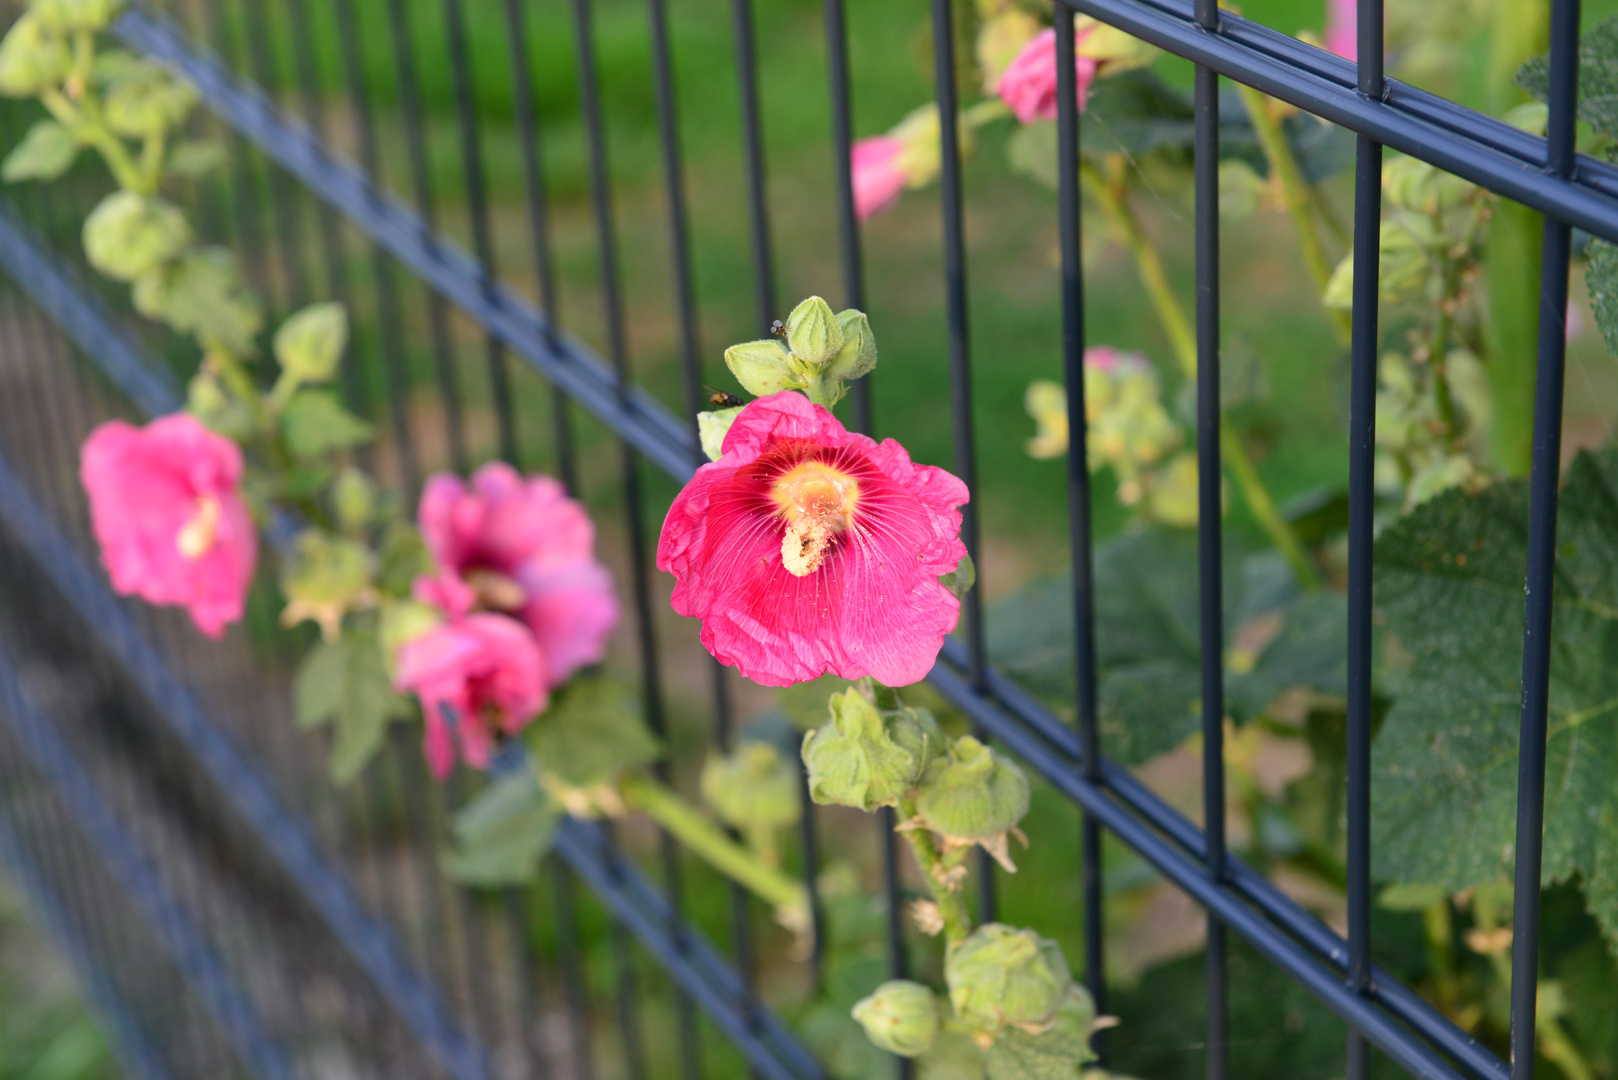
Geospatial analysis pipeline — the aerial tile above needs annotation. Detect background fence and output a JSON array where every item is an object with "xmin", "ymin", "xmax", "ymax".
[{"xmin": 0, "ymin": 0, "xmax": 1612, "ymax": 1079}]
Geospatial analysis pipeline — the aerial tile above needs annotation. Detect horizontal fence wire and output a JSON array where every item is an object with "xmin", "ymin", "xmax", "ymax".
[
  {"xmin": 0, "ymin": 0, "xmax": 1606, "ymax": 1077},
  {"xmin": 0, "ymin": 187, "xmax": 827, "ymax": 1080},
  {"xmin": 93, "ymin": 1, "xmax": 1604, "ymax": 1076}
]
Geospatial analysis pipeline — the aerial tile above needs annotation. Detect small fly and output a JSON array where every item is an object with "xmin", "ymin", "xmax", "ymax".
[{"xmin": 706, "ymin": 387, "xmax": 743, "ymax": 409}]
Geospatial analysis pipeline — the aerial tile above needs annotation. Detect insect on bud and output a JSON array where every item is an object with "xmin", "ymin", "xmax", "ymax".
[
  {"xmin": 852, "ymin": 980, "xmax": 940, "ymax": 1058},
  {"xmin": 801, "ymin": 688, "xmax": 942, "ymax": 811},
  {"xmin": 946, "ymin": 923, "xmax": 1072, "ymax": 1034}
]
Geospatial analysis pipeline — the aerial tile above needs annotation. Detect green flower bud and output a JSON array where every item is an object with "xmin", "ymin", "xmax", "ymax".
[
  {"xmin": 724, "ymin": 339, "xmax": 804, "ymax": 398},
  {"xmin": 104, "ymin": 61, "xmax": 197, "ymax": 138},
  {"xmin": 83, "ymin": 192, "xmax": 190, "ymax": 282},
  {"xmin": 801, "ymin": 688, "xmax": 942, "ymax": 811},
  {"xmin": 275, "ymin": 302, "xmax": 349, "ymax": 384},
  {"xmin": 824, "ymin": 308, "xmax": 877, "ymax": 382},
  {"xmin": 915, "ymin": 736, "xmax": 1030, "ymax": 850},
  {"xmin": 698, "ymin": 405, "xmax": 743, "ymax": 462},
  {"xmin": 785, "ymin": 295, "xmax": 843, "ymax": 369},
  {"xmin": 30, "ymin": 0, "xmax": 125, "ymax": 33},
  {"xmin": 851, "ymin": 980, "xmax": 939, "ymax": 1058},
  {"xmin": 700, "ymin": 742, "xmax": 801, "ymax": 832},
  {"xmin": 280, "ymin": 529, "xmax": 376, "ymax": 642},
  {"xmin": 332, "ymin": 466, "xmax": 377, "ymax": 531},
  {"xmin": 0, "ymin": 15, "xmax": 70, "ymax": 98},
  {"xmin": 945, "ymin": 923, "xmax": 1072, "ymax": 1033}
]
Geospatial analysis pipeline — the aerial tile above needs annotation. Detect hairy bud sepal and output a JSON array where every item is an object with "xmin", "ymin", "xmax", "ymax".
[
  {"xmin": 801, "ymin": 688, "xmax": 942, "ymax": 811},
  {"xmin": 945, "ymin": 923, "xmax": 1072, "ymax": 1034},
  {"xmin": 785, "ymin": 295, "xmax": 843, "ymax": 369},
  {"xmin": 724, "ymin": 339, "xmax": 804, "ymax": 397},
  {"xmin": 912, "ymin": 736, "xmax": 1030, "ymax": 872}
]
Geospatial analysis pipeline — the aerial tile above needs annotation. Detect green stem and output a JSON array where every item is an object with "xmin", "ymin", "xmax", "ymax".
[
  {"xmin": 1539, "ymin": 1014, "xmax": 1596, "ymax": 1080},
  {"xmin": 141, "ymin": 129, "xmax": 166, "ymax": 193},
  {"xmin": 897, "ymin": 796, "xmax": 972, "ymax": 944},
  {"xmin": 1236, "ymin": 85, "xmax": 1351, "ymax": 346},
  {"xmin": 619, "ymin": 773, "xmax": 809, "ymax": 924},
  {"xmin": 39, "ymin": 88, "xmax": 150, "ymax": 194},
  {"xmin": 1427, "ymin": 262, "xmax": 1463, "ymax": 451},
  {"xmin": 1421, "ymin": 898, "xmax": 1458, "ymax": 1008},
  {"xmin": 1080, "ymin": 160, "xmax": 1321, "ymax": 589}
]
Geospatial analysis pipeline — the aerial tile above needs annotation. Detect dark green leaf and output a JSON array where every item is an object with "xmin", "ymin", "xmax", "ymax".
[
  {"xmin": 1587, "ymin": 237, "xmax": 1618, "ymax": 359},
  {"xmin": 987, "ymin": 530, "xmax": 1346, "ymax": 765},
  {"xmin": 525, "ymin": 676, "xmax": 660, "ymax": 789},
  {"xmin": 443, "ymin": 767, "xmax": 560, "ymax": 886},
  {"xmin": 2, "ymin": 119, "xmax": 75, "ymax": 182},
  {"xmin": 280, "ymin": 389, "xmax": 374, "ymax": 459},
  {"xmin": 1519, "ymin": 16, "xmax": 1618, "ymax": 139},
  {"xmin": 1371, "ymin": 450, "xmax": 1618, "ymax": 947}
]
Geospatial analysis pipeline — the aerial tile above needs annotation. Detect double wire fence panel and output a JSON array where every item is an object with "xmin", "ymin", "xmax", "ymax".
[{"xmin": 0, "ymin": 0, "xmax": 1610, "ymax": 1079}]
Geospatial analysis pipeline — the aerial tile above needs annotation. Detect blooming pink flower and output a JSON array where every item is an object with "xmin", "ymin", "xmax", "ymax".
[
  {"xmin": 852, "ymin": 136, "xmax": 908, "ymax": 222},
  {"xmin": 657, "ymin": 391, "xmax": 969, "ymax": 688},
  {"xmin": 393, "ymin": 613, "xmax": 549, "ymax": 779},
  {"xmin": 1323, "ymin": 0, "xmax": 1357, "ymax": 61},
  {"xmin": 80, "ymin": 414, "xmax": 257, "ymax": 639},
  {"xmin": 998, "ymin": 26, "xmax": 1101, "ymax": 125},
  {"xmin": 415, "ymin": 463, "xmax": 616, "ymax": 688}
]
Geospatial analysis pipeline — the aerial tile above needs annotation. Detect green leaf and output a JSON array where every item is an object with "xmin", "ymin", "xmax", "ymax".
[
  {"xmin": 987, "ymin": 530, "xmax": 1347, "ymax": 765},
  {"xmin": 443, "ymin": 767, "xmax": 560, "ymax": 886},
  {"xmin": 291, "ymin": 631, "xmax": 410, "ymax": 784},
  {"xmin": 983, "ymin": 1028, "xmax": 1092, "ymax": 1080},
  {"xmin": 1, "ymin": 119, "xmax": 75, "ymax": 182},
  {"xmin": 1586, "ymin": 237, "xmax": 1618, "ymax": 360},
  {"xmin": 131, "ymin": 247, "xmax": 262, "ymax": 356},
  {"xmin": 280, "ymin": 389, "xmax": 374, "ymax": 459},
  {"xmin": 274, "ymin": 302, "xmax": 348, "ymax": 383},
  {"xmin": 1371, "ymin": 449, "xmax": 1618, "ymax": 947},
  {"xmin": 525, "ymin": 676, "xmax": 660, "ymax": 789},
  {"xmin": 167, "ymin": 139, "xmax": 226, "ymax": 178},
  {"xmin": 1519, "ymin": 15, "xmax": 1618, "ymax": 139}
]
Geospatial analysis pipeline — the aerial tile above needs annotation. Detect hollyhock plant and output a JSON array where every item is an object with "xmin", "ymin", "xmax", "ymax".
[
  {"xmin": 414, "ymin": 463, "xmax": 616, "ymax": 689},
  {"xmin": 657, "ymin": 391, "xmax": 969, "ymax": 688},
  {"xmin": 80, "ymin": 413, "xmax": 257, "ymax": 639},
  {"xmin": 852, "ymin": 136, "xmax": 908, "ymax": 222},
  {"xmin": 997, "ymin": 26, "xmax": 1100, "ymax": 125},
  {"xmin": 393, "ymin": 612, "xmax": 548, "ymax": 779}
]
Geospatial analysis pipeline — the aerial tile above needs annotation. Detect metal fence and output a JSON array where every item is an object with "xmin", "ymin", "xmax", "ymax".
[{"xmin": 0, "ymin": 1, "xmax": 1608, "ymax": 1080}]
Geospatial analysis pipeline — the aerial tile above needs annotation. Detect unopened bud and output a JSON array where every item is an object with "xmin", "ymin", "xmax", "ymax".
[
  {"xmin": 280, "ymin": 529, "xmax": 376, "ymax": 642},
  {"xmin": 851, "ymin": 981, "xmax": 939, "ymax": 1058},
  {"xmin": 946, "ymin": 923, "xmax": 1072, "ymax": 1033},
  {"xmin": 916, "ymin": 736, "xmax": 1029, "ymax": 841},
  {"xmin": 0, "ymin": 15, "xmax": 70, "ymax": 97},
  {"xmin": 701, "ymin": 742, "xmax": 801, "ymax": 832},
  {"xmin": 801, "ymin": 688, "xmax": 942, "ymax": 811},
  {"xmin": 785, "ymin": 295, "xmax": 843, "ymax": 369},
  {"xmin": 825, "ymin": 308, "xmax": 877, "ymax": 382},
  {"xmin": 30, "ymin": 0, "xmax": 125, "ymax": 33},
  {"xmin": 104, "ymin": 62, "xmax": 197, "ymax": 138},
  {"xmin": 82, "ymin": 192, "xmax": 191, "ymax": 282},
  {"xmin": 697, "ymin": 405, "xmax": 743, "ymax": 462},
  {"xmin": 724, "ymin": 339, "xmax": 804, "ymax": 397},
  {"xmin": 275, "ymin": 302, "xmax": 349, "ymax": 384},
  {"xmin": 332, "ymin": 466, "xmax": 376, "ymax": 531}
]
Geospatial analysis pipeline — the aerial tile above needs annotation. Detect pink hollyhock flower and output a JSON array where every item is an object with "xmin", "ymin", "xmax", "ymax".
[
  {"xmin": 657, "ymin": 391, "xmax": 969, "ymax": 688},
  {"xmin": 998, "ymin": 26, "xmax": 1101, "ymax": 125},
  {"xmin": 80, "ymin": 413, "xmax": 257, "ymax": 639},
  {"xmin": 1323, "ymin": 0, "xmax": 1357, "ymax": 61},
  {"xmin": 393, "ymin": 613, "xmax": 549, "ymax": 779},
  {"xmin": 415, "ymin": 463, "xmax": 616, "ymax": 688},
  {"xmin": 852, "ymin": 136, "xmax": 908, "ymax": 222}
]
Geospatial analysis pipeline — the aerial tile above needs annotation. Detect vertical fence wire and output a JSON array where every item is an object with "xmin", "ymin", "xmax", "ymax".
[
  {"xmin": 1052, "ymin": 4, "xmax": 1108, "ymax": 1054},
  {"xmin": 548, "ymin": 859, "xmax": 597, "ymax": 1080},
  {"xmin": 383, "ymin": 0, "xmax": 468, "ymax": 474},
  {"xmin": 1191, "ymin": 2, "xmax": 1228, "ymax": 1077},
  {"xmin": 1345, "ymin": 1, "xmax": 1385, "ymax": 1077},
  {"xmin": 927, "ymin": 0, "xmax": 994, "ymax": 925},
  {"xmin": 1508, "ymin": 2, "xmax": 1581, "ymax": 1077}
]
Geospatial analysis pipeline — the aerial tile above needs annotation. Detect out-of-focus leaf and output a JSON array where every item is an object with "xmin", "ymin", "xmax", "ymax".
[
  {"xmin": 443, "ymin": 767, "xmax": 560, "ymax": 886},
  {"xmin": 281, "ymin": 389, "xmax": 373, "ymax": 459},
  {"xmin": 1586, "ymin": 237, "xmax": 1618, "ymax": 359},
  {"xmin": 525, "ymin": 676, "xmax": 660, "ymax": 789},
  {"xmin": 1371, "ymin": 449, "xmax": 1618, "ymax": 948},
  {"xmin": 1, "ymin": 119, "xmax": 75, "ymax": 181},
  {"xmin": 1519, "ymin": 15, "xmax": 1618, "ymax": 138},
  {"xmin": 167, "ymin": 139, "xmax": 227, "ymax": 178},
  {"xmin": 132, "ymin": 247, "xmax": 262, "ymax": 355},
  {"xmin": 293, "ymin": 630, "xmax": 410, "ymax": 784}
]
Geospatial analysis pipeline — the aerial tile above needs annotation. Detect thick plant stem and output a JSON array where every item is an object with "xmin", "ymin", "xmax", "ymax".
[
  {"xmin": 1080, "ymin": 160, "xmax": 1321, "ymax": 588},
  {"xmin": 619, "ymin": 772, "xmax": 809, "ymax": 926},
  {"xmin": 897, "ymin": 796, "xmax": 972, "ymax": 944},
  {"xmin": 1235, "ymin": 85, "xmax": 1351, "ymax": 345},
  {"xmin": 38, "ymin": 88, "xmax": 149, "ymax": 195}
]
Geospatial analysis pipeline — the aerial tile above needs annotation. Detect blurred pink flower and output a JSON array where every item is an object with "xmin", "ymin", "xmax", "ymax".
[
  {"xmin": 393, "ymin": 613, "xmax": 548, "ymax": 779},
  {"xmin": 852, "ymin": 136, "xmax": 908, "ymax": 222},
  {"xmin": 80, "ymin": 414, "xmax": 257, "ymax": 639},
  {"xmin": 1324, "ymin": 0, "xmax": 1357, "ymax": 61},
  {"xmin": 415, "ymin": 463, "xmax": 616, "ymax": 688},
  {"xmin": 657, "ymin": 391, "xmax": 969, "ymax": 688},
  {"xmin": 997, "ymin": 26, "xmax": 1101, "ymax": 125}
]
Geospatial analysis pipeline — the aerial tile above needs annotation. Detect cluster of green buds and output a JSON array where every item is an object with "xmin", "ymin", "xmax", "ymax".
[
  {"xmin": 700, "ymin": 740, "xmax": 801, "ymax": 865},
  {"xmin": 1374, "ymin": 349, "xmax": 1490, "ymax": 510},
  {"xmin": 801, "ymin": 686, "xmax": 942, "ymax": 811},
  {"xmin": 720, "ymin": 296, "xmax": 877, "ymax": 419},
  {"xmin": 1024, "ymin": 347, "xmax": 1202, "ymax": 527}
]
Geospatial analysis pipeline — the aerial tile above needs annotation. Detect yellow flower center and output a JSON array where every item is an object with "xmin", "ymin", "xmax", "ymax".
[
  {"xmin": 770, "ymin": 459, "xmax": 860, "ymax": 577},
  {"xmin": 176, "ymin": 495, "xmax": 222, "ymax": 560}
]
